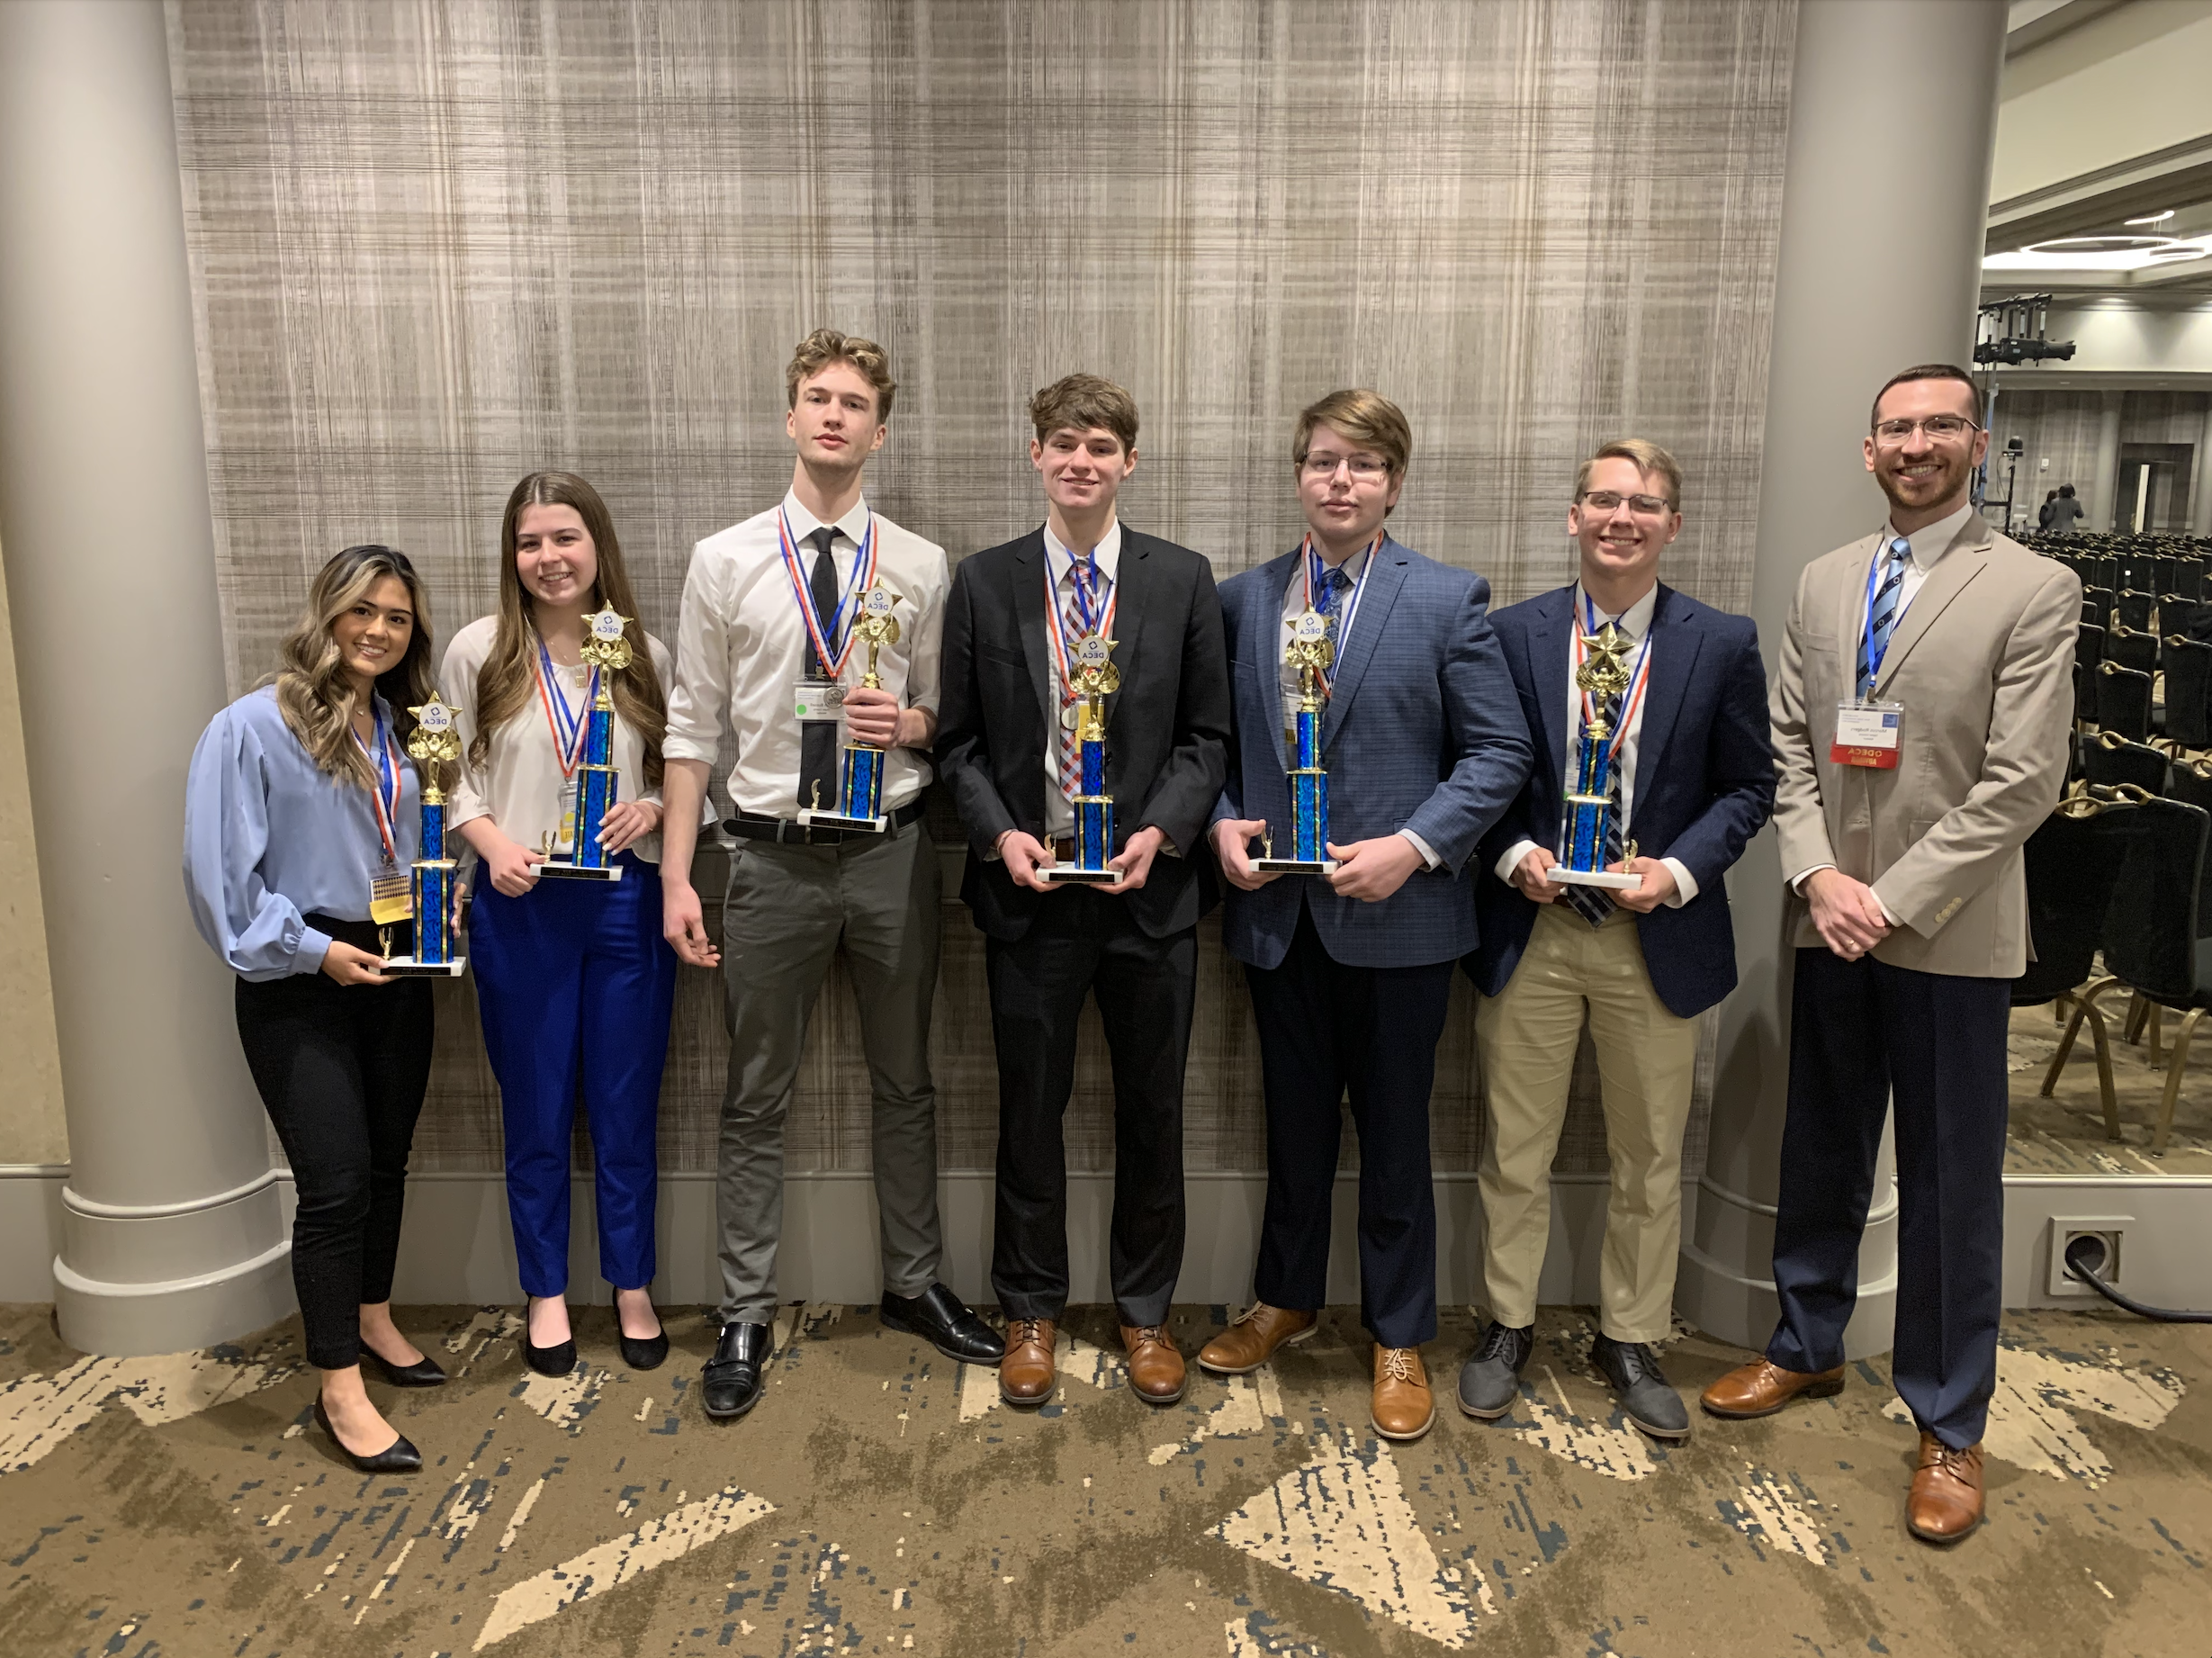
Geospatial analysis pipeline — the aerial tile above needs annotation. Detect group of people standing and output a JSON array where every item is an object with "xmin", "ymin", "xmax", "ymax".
[{"xmin": 184, "ymin": 332, "xmax": 2076, "ymax": 1547}]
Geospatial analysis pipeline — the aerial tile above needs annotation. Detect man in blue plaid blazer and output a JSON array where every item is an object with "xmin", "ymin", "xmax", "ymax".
[{"xmin": 1196, "ymin": 389, "xmax": 1532, "ymax": 1442}]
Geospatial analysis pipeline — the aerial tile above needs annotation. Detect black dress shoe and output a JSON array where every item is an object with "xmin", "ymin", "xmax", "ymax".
[
  {"xmin": 523, "ymin": 1297, "xmax": 577, "ymax": 1378},
  {"xmin": 620, "ymin": 1328, "xmax": 670, "ymax": 1371},
  {"xmin": 878, "ymin": 1284, "xmax": 1006, "ymax": 1365},
  {"xmin": 314, "ymin": 1397, "xmax": 423, "ymax": 1474},
  {"xmin": 364, "ymin": 1347, "xmax": 447, "ymax": 1388},
  {"xmin": 701, "ymin": 1321, "xmax": 772, "ymax": 1419}
]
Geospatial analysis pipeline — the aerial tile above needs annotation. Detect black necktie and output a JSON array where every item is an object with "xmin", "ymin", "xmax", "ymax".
[{"xmin": 798, "ymin": 526, "xmax": 841, "ymax": 809}]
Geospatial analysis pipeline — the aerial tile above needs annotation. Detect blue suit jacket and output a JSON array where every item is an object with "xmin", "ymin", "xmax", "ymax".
[
  {"xmin": 1212, "ymin": 538, "xmax": 1533, "ymax": 970},
  {"xmin": 1465, "ymin": 582, "xmax": 1775, "ymax": 1019}
]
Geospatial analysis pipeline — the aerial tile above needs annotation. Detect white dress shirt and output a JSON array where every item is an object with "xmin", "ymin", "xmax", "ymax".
[
  {"xmin": 1278, "ymin": 543, "xmax": 1442, "ymax": 868},
  {"xmin": 1494, "ymin": 581, "xmax": 1696, "ymax": 906},
  {"xmin": 663, "ymin": 490, "xmax": 948, "ymax": 817},
  {"xmin": 442, "ymin": 616, "xmax": 677, "ymax": 864},
  {"xmin": 1786, "ymin": 498, "xmax": 1977, "ymax": 907},
  {"xmin": 1041, "ymin": 518, "xmax": 1123, "ymax": 841}
]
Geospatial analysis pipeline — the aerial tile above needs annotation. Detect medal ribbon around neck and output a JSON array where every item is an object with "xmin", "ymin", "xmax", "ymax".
[
  {"xmin": 354, "ymin": 699, "xmax": 402, "ymax": 864},
  {"xmin": 1573, "ymin": 588, "xmax": 1655, "ymax": 762},
  {"xmin": 779, "ymin": 508, "xmax": 879, "ymax": 680},
  {"xmin": 1299, "ymin": 530, "xmax": 1382, "ymax": 690},
  {"xmin": 534, "ymin": 633, "xmax": 599, "ymax": 781},
  {"xmin": 1042, "ymin": 546, "xmax": 1119, "ymax": 702}
]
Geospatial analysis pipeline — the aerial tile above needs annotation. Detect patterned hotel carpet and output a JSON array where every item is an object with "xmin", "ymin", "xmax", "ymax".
[{"xmin": 1, "ymin": 1302, "xmax": 2207, "ymax": 1658}]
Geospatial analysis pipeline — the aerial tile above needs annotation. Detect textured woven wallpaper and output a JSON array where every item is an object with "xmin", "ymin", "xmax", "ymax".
[{"xmin": 168, "ymin": 0, "xmax": 1794, "ymax": 1176}]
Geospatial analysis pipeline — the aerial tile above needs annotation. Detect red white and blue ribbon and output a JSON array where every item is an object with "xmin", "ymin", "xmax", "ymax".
[
  {"xmin": 1573, "ymin": 588, "xmax": 1654, "ymax": 761},
  {"xmin": 534, "ymin": 634, "xmax": 598, "ymax": 780},
  {"xmin": 1042, "ymin": 547, "xmax": 1119, "ymax": 698},
  {"xmin": 354, "ymin": 699, "xmax": 402, "ymax": 864},
  {"xmin": 1298, "ymin": 530, "xmax": 1382, "ymax": 690},
  {"xmin": 779, "ymin": 508, "xmax": 879, "ymax": 681}
]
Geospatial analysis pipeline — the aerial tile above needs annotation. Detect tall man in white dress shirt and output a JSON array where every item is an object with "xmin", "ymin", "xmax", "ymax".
[{"xmin": 661, "ymin": 329, "xmax": 1003, "ymax": 1423}]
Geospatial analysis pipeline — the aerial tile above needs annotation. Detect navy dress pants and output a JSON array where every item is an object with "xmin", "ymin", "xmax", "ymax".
[
  {"xmin": 1245, "ymin": 901, "xmax": 1455, "ymax": 1349},
  {"xmin": 472, "ymin": 850, "xmax": 678, "ymax": 1299},
  {"xmin": 1767, "ymin": 946, "xmax": 2011, "ymax": 1448}
]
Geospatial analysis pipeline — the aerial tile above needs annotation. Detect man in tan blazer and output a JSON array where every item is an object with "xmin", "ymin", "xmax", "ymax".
[{"xmin": 1701, "ymin": 364, "xmax": 2079, "ymax": 1546}]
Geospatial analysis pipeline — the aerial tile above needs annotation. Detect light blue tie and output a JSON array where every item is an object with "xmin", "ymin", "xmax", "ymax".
[{"xmin": 1857, "ymin": 537, "xmax": 1909, "ymax": 698}]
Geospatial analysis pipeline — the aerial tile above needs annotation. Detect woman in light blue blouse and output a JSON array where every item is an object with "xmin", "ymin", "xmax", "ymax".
[{"xmin": 184, "ymin": 545, "xmax": 444, "ymax": 1475}]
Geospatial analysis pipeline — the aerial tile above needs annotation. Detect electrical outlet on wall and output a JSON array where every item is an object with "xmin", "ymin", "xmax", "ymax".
[{"xmin": 2047, "ymin": 1215, "xmax": 2132, "ymax": 1297}]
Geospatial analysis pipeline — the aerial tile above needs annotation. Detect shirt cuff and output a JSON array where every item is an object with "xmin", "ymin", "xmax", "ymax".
[
  {"xmin": 1787, "ymin": 863, "xmax": 1836, "ymax": 894},
  {"xmin": 292, "ymin": 927, "xmax": 333, "ymax": 976},
  {"xmin": 1399, "ymin": 828, "xmax": 1442, "ymax": 871},
  {"xmin": 1661, "ymin": 857, "xmax": 1697, "ymax": 908},
  {"xmin": 661, "ymin": 734, "xmax": 720, "ymax": 766},
  {"xmin": 1496, "ymin": 838, "xmax": 1541, "ymax": 885}
]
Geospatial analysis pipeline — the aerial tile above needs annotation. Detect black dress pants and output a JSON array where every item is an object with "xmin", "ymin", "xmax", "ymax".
[
  {"xmin": 234, "ymin": 918, "xmax": 435, "ymax": 1370},
  {"xmin": 1767, "ymin": 947, "xmax": 2010, "ymax": 1448},
  {"xmin": 985, "ymin": 886, "xmax": 1193, "ymax": 1327},
  {"xmin": 1247, "ymin": 902, "xmax": 1454, "ymax": 1349}
]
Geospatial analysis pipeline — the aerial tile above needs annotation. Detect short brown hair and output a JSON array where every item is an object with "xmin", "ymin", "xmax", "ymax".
[
  {"xmin": 1030, "ymin": 374, "xmax": 1139, "ymax": 453},
  {"xmin": 1292, "ymin": 389, "xmax": 1412, "ymax": 479},
  {"xmin": 787, "ymin": 328, "xmax": 897, "ymax": 421},
  {"xmin": 1575, "ymin": 438, "xmax": 1683, "ymax": 510},
  {"xmin": 1870, "ymin": 363, "xmax": 1979, "ymax": 430}
]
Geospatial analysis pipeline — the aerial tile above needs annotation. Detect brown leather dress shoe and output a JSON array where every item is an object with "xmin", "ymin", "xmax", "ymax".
[
  {"xmin": 999, "ymin": 1318, "xmax": 1057, "ymax": 1406},
  {"xmin": 1120, "ymin": 1324, "xmax": 1188, "ymax": 1405},
  {"xmin": 1198, "ymin": 1303, "xmax": 1317, "ymax": 1375},
  {"xmin": 1699, "ymin": 1357, "xmax": 1847, "ymax": 1419},
  {"xmin": 1907, "ymin": 1433, "xmax": 1984, "ymax": 1543},
  {"xmin": 1371, "ymin": 1346, "xmax": 1435, "ymax": 1441}
]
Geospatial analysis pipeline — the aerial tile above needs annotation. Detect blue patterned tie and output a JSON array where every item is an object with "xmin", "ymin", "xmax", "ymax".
[
  {"xmin": 1857, "ymin": 537, "xmax": 1909, "ymax": 698},
  {"xmin": 1317, "ymin": 564, "xmax": 1351, "ymax": 644}
]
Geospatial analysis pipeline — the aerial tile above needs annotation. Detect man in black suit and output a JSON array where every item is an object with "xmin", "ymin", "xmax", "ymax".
[
  {"xmin": 1461, "ymin": 439, "xmax": 1773, "ymax": 1440},
  {"xmin": 936, "ymin": 373, "xmax": 1230, "ymax": 1410}
]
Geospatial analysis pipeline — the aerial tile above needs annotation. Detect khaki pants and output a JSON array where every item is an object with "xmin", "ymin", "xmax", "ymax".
[{"xmin": 1474, "ymin": 904, "xmax": 1699, "ymax": 1343}]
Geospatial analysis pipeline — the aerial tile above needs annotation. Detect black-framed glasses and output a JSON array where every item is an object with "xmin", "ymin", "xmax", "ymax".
[
  {"xmin": 1578, "ymin": 490, "xmax": 1674, "ymax": 518},
  {"xmin": 1872, "ymin": 414, "xmax": 1979, "ymax": 446},
  {"xmin": 1299, "ymin": 453, "xmax": 1390, "ymax": 480}
]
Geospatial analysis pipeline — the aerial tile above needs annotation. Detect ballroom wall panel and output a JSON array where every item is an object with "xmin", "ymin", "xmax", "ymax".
[{"xmin": 167, "ymin": 0, "xmax": 1794, "ymax": 1177}]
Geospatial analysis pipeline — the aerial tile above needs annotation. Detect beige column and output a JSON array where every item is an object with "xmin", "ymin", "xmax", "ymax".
[
  {"xmin": 2089, "ymin": 392, "xmax": 2124, "ymax": 532},
  {"xmin": 1677, "ymin": 0, "xmax": 2007, "ymax": 1356},
  {"xmin": 0, "ymin": 0, "xmax": 290, "ymax": 1354}
]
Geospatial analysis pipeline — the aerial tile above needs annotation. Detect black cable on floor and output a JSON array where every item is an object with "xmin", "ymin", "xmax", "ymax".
[{"xmin": 2064, "ymin": 1234, "xmax": 2212, "ymax": 1323}]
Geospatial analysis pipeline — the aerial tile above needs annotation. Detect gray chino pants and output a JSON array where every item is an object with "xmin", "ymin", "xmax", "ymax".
[{"xmin": 715, "ymin": 816, "xmax": 944, "ymax": 1323}]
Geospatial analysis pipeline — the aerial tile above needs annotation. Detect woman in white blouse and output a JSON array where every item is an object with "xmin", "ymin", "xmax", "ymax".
[{"xmin": 443, "ymin": 472, "xmax": 679, "ymax": 1374}]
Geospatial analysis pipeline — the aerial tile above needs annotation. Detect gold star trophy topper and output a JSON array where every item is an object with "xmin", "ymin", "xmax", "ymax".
[
  {"xmin": 1571, "ymin": 623, "xmax": 1634, "ymax": 737},
  {"xmin": 1070, "ymin": 633, "xmax": 1119, "ymax": 743},
  {"xmin": 407, "ymin": 694, "xmax": 461, "ymax": 803},
  {"xmin": 1286, "ymin": 608, "xmax": 1335, "ymax": 712}
]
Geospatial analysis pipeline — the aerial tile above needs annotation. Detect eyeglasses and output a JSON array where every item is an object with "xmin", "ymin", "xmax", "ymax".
[
  {"xmin": 1871, "ymin": 414, "xmax": 1978, "ymax": 446},
  {"xmin": 1300, "ymin": 453, "xmax": 1390, "ymax": 481},
  {"xmin": 1578, "ymin": 490, "xmax": 1675, "ymax": 518}
]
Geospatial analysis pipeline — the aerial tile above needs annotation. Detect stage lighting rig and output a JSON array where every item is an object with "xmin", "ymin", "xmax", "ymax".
[{"xmin": 1974, "ymin": 293, "xmax": 2077, "ymax": 366}]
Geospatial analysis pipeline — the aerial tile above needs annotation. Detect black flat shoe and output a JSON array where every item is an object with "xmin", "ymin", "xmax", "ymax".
[
  {"xmin": 364, "ymin": 1347, "xmax": 447, "ymax": 1388},
  {"xmin": 523, "ymin": 1297, "xmax": 577, "ymax": 1378},
  {"xmin": 879, "ymin": 1284, "xmax": 1006, "ymax": 1365},
  {"xmin": 620, "ymin": 1329, "xmax": 670, "ymax": 1370},
  {"xmin": 314, "ymin": 1396, "xmax": 422, "ymax": 1474},
  {"xmin": 701, "ymin": 1321, "xmax": 772, "ymax": 1419}
]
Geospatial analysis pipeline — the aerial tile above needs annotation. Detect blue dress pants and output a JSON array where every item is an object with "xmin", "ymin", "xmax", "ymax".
[
  {"xmin": 471, "ymin": 851, "xmax": 676, "ymax": 1298},
  {"xmin": 1767, "ymin": 946, "xmax": 2011, "ymax": 1449}
]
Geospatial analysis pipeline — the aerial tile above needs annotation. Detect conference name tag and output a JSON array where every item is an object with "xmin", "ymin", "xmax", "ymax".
[
  {"xmin": 1832, "ymin": 699, "xmax": 1902, "ymax": 769},
  {"xmin": 368, "ymin": 859, "xmax": 413, "ymax": 926},
  {"xmin": 792, "ymin": 679, "xmax": 845, "ymax": 722}
]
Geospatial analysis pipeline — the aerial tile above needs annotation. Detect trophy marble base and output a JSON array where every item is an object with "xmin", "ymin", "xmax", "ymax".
[
  {"xmin": 796, "ymin": 808, "xmax": 890, "ymax": 834},
  {"xmin": 1547, "ymin": 867, "xmax": 1643, "ymax": 890},
  {"xmin": 537, "ymin": 859, "xmax": 625, "ymax": 882},
  {"xmin": 380, "ymin": 956, "xmax": 467, "ymax": 977},
  {"xmin": 1039, "ymin": 865, "xmax": 1123, "ymax": 885},
  {"xmin": 1253, "ymin": 857, "xmax": 1338, "ymax": 875}
]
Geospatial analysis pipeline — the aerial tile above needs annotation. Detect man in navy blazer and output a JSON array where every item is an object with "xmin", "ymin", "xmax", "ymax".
[
  {"xmin": 1194, "ymin": 390, "xmax": 1532, "ymax": 1443},
  {"xmin": 1460, "ymin": 439, "xmax": 1773, "ymax": 1440}
]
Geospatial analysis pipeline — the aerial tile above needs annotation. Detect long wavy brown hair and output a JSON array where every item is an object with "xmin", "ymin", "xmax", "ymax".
[
  {"xmin": 267, "ymin": 545, "xmax": 437, "ymax": 788},
  {"xmin": 467, "ymin": 472, "xmax": 667, "ymax": 787}
]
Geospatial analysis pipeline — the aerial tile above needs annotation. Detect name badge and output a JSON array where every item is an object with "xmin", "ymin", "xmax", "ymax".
[
  {"xmin": 1832, "ymin": 699, "xmax": 1903, "ymax": 769},
  {"xmin": 368, "ymin": 859, "xmax": 412, "ymax": 926},
  {"xmin": 793, "ymin": 679, "xmax": 844, "ymax": 722}
]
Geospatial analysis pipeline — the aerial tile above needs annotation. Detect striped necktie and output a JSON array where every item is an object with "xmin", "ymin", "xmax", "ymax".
[{"xmin": 1857, "ymin": 537, "xmax": 1910, "ymax": 699}]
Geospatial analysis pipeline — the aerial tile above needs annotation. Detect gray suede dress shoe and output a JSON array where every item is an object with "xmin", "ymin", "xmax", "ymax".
[
  {"xmin": 1456, "ymin": 1320, "xmax": 1533, "ymax": 1419},
  {"xmin": 1591, "ymin": 1333, "xmax": 1690, "ymax": 1440}
]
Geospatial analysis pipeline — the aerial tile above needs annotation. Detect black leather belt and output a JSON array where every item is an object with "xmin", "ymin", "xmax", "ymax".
[{"xmin": 724, "ymin": 799, "xmax": 925, "ymax": 846}]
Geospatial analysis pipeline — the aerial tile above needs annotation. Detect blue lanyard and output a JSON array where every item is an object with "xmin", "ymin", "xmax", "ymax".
[{"xmin": 354, "ymin": 700, "xmax": 400, "ymax": 864}]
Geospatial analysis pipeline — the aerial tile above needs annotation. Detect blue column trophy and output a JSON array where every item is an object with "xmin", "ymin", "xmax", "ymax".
[
  {"xmin": 1254, "ymin": 608, "xmax": 1338, "ymax": 875},
  {"xmin": 1039, "ymin": 633, "xmax": 1123, "ymax": 883},
  {"xmin": 1547, "ymin": 622, "xmax": 1644, "ymax": 894},
  {"xmin": 798, "ymin": 584, "xmax": 901, "ymax": 834},
  {"xmin": 379, "ymin": 694, "xmax": 466, "ymax": 977},
  {"xmin": 537, "ymin": 606, "xmax": 632, "ymax": 882}
]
